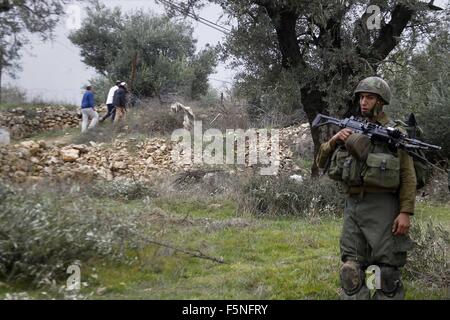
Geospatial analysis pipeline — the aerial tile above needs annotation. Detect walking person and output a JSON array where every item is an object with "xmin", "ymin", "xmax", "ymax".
[
  {"xmin": 80, "ymin": 85, "xmax": 99, "ymax": 133},
  {"xmin": 100, "ymin": 80, "xmax": 121, "ymax": 123},
  {"xmin": 113, "ymin": 82, "xmax": 128, "ymax": 124}
]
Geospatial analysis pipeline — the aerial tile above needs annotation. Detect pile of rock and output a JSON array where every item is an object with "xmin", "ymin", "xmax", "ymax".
[
  {"xmin": 278, "ymin": 123, "xmax": 314, "ymax": 172},
  {"xmin": 0, "ymin": 138, "xmax": 182, "ymax": 183},
  {"xmin": 0, "ymin": 106, "xmax": 81, "ymax": 140},
  {"xmin": 0, "ymin": 122, "xmax": 314, "ymax": 183},
  {"xmin": 231, "ymin": 123, "xmax": 313, "ymax": 174}
]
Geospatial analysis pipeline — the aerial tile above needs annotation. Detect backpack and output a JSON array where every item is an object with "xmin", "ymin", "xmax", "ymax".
[{"xmin": 395, "ymin": 113, "xmax": 432, "ymax": 190}]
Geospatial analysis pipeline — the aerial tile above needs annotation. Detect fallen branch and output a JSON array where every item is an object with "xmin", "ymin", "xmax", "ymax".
[{"xmin": 143, "ymin": 238, "xmax": 226, "ymax": 264}]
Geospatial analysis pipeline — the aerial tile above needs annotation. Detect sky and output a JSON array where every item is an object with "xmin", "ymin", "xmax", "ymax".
[
  {"xmin": 3, "ymin": 0, "xmax": 448, "ymax": 105},
  {"xmin": 4, "ymin": 0, "xmax": 236, "ymax": 105}
]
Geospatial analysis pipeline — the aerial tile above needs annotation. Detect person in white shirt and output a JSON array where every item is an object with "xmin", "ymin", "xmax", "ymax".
[{"xmin": 100, "ymin": 80, "xmax": 121, "ymax": 123}]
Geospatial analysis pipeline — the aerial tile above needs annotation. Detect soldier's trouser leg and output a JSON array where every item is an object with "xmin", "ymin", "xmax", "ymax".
[
  {"xmin": 340, "ymin": 192, "xmax": 413, "ymax": 300},
  {"xmin": 339, "ymin": 198, "xmax": 370, "ymax": 299}
]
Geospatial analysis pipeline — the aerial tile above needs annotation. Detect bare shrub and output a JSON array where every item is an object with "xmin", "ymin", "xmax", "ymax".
[
  {"xmin": 168, "ymin": 169, "xmax": 239, "ymax": 197},
  {"xmin": 201, "ymin": 104, "xmax": 251, "ymax": 132},
  {"xmin": 237, "ymin": 175, "xmax": 344, "ymax": 218},
  {"xmin": 419, "ymin": 170, "xmax": 450, "ymax": 203},
  {"xmin": 405, "ymin": 219, "xmax": 450, "ymax": 289},
  {"xmin": 89, "ymin": 178, "xmax": 159, "ymax": 201}
]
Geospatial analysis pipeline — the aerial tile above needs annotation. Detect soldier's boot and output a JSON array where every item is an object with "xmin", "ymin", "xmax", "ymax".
[
  {"xmin": 339, "ymin": 260, "xmax": 370, "ymax": 300},
  {"xmin": 372, "ymin": 265, "xmax": 405, "ymax": 300}
]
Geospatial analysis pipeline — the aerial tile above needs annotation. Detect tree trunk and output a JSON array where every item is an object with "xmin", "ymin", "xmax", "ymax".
[
  {"xmin": 266, "ymin": 9, "xmax": 304, "ymax": 69},
  {"xmin": 301, "ymin": 87, "xmax": 328, "ymax": 177}
]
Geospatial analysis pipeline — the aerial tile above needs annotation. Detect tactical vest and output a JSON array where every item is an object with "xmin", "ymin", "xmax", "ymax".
[{"xmin": 328, "ymin": 121, "xmax": 401, "ymax": 192}]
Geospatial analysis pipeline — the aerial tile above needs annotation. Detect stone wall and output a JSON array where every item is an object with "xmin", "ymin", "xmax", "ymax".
[{"xmin": 0, "ymin": 106, "xmax": 80, "ymax": 140}]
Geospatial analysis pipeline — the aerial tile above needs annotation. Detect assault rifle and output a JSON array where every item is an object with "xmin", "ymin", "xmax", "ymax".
[{"xmin": 312, "ymin": 114, "xmax": 442, "ymax": 166}]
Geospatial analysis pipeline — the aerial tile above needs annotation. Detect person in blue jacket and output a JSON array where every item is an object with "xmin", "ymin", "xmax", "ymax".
[{"xmin": 80, "ymin": 85, "xmax": 99, "ymax": 132}]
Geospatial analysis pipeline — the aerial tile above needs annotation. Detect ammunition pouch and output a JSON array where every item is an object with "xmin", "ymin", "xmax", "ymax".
[
  {"xmin": 328, "ymin": 147, "xmax": 349, "ymax": 181},
  {"xmin": 328, "ymin": 147, "xmax": 365, "ymax": 187},
  {"xmin": 342, "ymin": 157, "xmax": 364, "ymax": 187},
  {"xmin": 329, "ymin": 144, "xmax": 401, "ymax": 191}
]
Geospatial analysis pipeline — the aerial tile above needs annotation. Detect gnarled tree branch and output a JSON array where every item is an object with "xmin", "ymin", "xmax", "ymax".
[{"xmin": 369, "ymin": 3, "xmax": 415, "ymax": 64}]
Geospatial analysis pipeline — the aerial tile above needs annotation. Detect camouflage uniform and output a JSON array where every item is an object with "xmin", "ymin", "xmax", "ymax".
[{"xmin": 316, "ymin": 77, "xmax": 416, "ymax": 300}]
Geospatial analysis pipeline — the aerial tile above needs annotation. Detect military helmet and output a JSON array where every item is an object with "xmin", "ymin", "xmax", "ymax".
[{"xmin": 354, "ymin": 76, "xmax": 391, "ymax": 105}]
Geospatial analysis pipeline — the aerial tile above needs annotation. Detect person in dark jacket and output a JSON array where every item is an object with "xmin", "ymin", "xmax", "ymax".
[{"xmin": 113, "ymin": 82, "xmax": 127, "ymax": 124}]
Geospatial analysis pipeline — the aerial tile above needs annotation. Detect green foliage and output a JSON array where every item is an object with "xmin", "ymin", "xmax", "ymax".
[
  {"xmin": 166, "ymin": 0, "xmax": 447, "ymax": 127},
  {"xmin": 384, "ymin": 28, "xmax": 450, "ymax": 158},
  {"xmin": 0, "ymin": 0, "xmax": 69, "ymax": 76},
  {"xmin": 68, "ymin": 2, "xmax": 123, "ymax": 76},
  {"xmin": 190, "ymin": 47, "xmax": 219, "ymax": 99},
  {"xmin": 69, "ymin": 1, "xmax": 217, "ymax": 100},
  {"xmin": 0, "ymin": 183, "xmax": 147, "ymax": 287},
  {"xmin": 238, "ymin": 175, "xmax": 345, "ymax": 218}
]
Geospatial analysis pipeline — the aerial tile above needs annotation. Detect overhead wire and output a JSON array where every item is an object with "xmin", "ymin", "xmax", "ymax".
[{"xmin": 157, "ymin": 0, "xmax": 230, "ymax": 34}]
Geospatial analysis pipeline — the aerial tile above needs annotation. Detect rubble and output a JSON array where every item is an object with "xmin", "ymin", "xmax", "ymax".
[
  {"xmin": 0, "ymin": 137, "xmax": 179, "ymax": 183},
  {"xmin": 0, "ymin": 121, "xmax": 314, "ymax": 183}
]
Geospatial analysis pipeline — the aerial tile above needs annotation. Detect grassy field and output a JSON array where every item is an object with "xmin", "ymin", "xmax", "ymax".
[
  {"xmin": 1, "ymin": 115, "xmax": 448, "ymax": 300},
  {"xmin": 1, "ymin": 194, "xmax": 448, "ymax": 300}
]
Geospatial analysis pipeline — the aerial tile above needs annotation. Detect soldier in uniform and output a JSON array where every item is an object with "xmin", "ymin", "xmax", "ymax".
[{"xmin": 316, "ymin": 77, "xmax": 417, "ymax": 300}]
